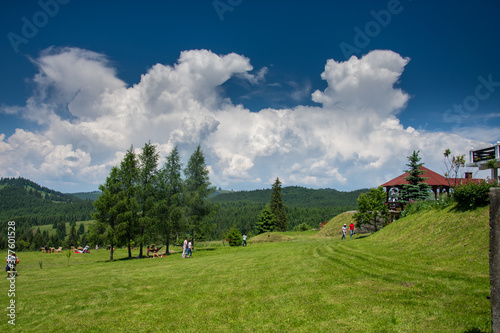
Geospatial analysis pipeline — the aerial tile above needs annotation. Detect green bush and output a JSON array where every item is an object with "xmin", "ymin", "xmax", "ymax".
[
  {"xmin": 453, "ymin": 181, "xmax": 498, "ymax": 210},
  {"xmin": 401, "ymin": 194, "xmax": 455, "ymax": 217},
  {"xmin": 225, "ymin": 225, "xmax": 242, "ymax": 247},
  {"xmin": 293, "ymin": 223, "xmax": 312, "ymax": 232}
]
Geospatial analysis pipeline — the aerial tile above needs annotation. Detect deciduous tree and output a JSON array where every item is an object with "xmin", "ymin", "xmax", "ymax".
[
  {"xmin": 443, "ymin": 149, "xmax": 466, "ymax": 187},
  {"xmin": 353, "ymin": 187, "xmax": 389, "ymax": 232}
]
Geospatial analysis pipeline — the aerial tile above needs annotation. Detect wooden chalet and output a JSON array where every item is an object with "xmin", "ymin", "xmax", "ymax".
[
  {"xmin": 381, "ymin": 166, "xmax": 450, "ymax": 202},
  {"xmin": 380, "ymin": 166, "xmax": 483, "ymax": 219}
]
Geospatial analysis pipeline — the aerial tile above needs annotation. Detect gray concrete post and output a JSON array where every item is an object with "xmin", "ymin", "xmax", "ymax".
[{"xmin": 491, "ymin": 187, "xmax": 500, "ymax": 332}]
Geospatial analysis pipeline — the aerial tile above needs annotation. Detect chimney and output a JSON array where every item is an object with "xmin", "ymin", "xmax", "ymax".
[{"xmin": 465, "ymin": 172, "xmax": 472, "ymax": 179}]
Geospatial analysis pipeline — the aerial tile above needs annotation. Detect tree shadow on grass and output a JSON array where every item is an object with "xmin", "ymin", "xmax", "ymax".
[
  {"xmin": 195, "ymin": 247, "xmax": 216, "ymax": 251},
  {"xmin": 352, "ymin": 235, "xmax": 370, "ymax": 240},
  {"xmin": 463, "ymin": 328, "xmax": 487, "ymax": 333},
  {"xmin": 449, "ymin": 204, "xmax": 487, "ymax": 213}
]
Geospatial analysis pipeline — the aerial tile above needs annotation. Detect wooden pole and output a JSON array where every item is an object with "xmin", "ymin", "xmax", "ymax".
[{"xmin": 490, "ymin": 187, "xmax": 500, "ymax": 332}]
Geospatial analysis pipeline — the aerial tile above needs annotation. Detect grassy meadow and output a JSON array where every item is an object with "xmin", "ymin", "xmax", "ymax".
[{"xmin": 1, "ymin": 205, "xmax": 491, "ymax": 332}]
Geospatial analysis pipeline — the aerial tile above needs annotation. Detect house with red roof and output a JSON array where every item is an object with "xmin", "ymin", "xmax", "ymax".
[{"xmin": 381, "ymin": 167, "xmax": 484, "ymax": 204}]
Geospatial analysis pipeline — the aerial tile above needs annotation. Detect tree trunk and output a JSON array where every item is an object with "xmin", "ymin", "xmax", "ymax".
[
  {"xmin": 110, "ymin": 241, "xmax": 114, "ymax": 261},
  {"xmin": 139, "ymin": 224, "xmax": 144, "ymax": 258},
  {"xmin": 127, "ymin": 233, "xmax": 132, "ymax": 258}
]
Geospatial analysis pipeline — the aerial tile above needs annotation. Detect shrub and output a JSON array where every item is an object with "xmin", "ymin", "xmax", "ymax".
[
  {"xmin": 401, "ymin": 194, "xmax": 455, "ymax": 217},
  {"xmin": 453, "ymin": 181, "xmax": 498, "ymax": 210},
  {"xmin": 225, "ymin": 225, "xmax": 242, "ymax": 247},
  {"xmin": 293, "ymin": 223, "xmax": 312, "ymax": 232}
]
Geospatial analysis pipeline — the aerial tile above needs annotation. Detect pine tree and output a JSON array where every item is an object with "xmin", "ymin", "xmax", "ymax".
[
  {"xmin": 119, "ymin": 146, "xmax": 140, "ymax": 258},
  {"xmin": 93, "ymin": 166, "xmax": 127, "ymax": 261},
  {"xmin": 270, "ymin": 177, "xmax": 288, "ymax": 232},
  {"xmin": 77, "ymin": 223, "xmax": 85, "ymax": 236},
  {"xmin": 67, "ymin": 225, "xmax": 79, "ymax": 247},
  {"xmin": 403, "ymin": 150, "xmax": 430, "ymax": 202},
  {"xmin": 155, "ymin": 146, "xmax": 185, "ymax": 254},
  {"xmin": 184, "ymin": 145, "xmax": 216, "ymax": 244},
  {"xmin": 137, "ymin": 141, "xmax": 160, "ymax": 257}
]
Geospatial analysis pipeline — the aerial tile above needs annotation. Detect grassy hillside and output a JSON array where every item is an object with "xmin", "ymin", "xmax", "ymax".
[
  {"xmin": 69, "ymin": 191, "xmax": 101, "ymax": 201},
  {"xmin": 1, "ymin": 205, "xmax": 491, "ymax": 332}
]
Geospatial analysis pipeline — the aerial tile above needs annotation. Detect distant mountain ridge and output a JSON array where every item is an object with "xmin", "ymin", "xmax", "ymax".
[
  {"xmin": 211, "ymin": 186, "xmax": 369, "ymax": 207},
  {"xmin": 0, "ymin": 177, "xmax": 80, "ymax": 203},
  {"xmin": 0, "ymin": 177, "xmax": 95, "ymax": 227}
]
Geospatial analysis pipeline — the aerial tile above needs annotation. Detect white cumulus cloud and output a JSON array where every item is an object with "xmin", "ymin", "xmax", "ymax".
[{"xmin": 0, "ymin": 48, "xmax": 491, "ymax": 192}]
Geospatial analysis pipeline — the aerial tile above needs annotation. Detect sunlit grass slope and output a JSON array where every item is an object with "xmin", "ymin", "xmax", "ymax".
[{"xmin": 0, "ymin": 205, "xmax": 491, "ymax": 332}]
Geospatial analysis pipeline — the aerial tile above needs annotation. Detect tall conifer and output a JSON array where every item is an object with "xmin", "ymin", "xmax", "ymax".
[
  {"xmin": 119, "ymin": 146, "xmax": 139, "ymax": 258},
  {"xmin": 184, "ymin": 145, "xmax": 216, "ymax": 244},
  {"xmin": 403, "ymin": 150, "xmax": 430, "ymax": 202},
  {"xmin": 270, "ymin": 177, "xmax": 288, "ymax": 232},
  {"xmin": 137, "ymin": 142, "xmax": 159, "ymax": 257}
]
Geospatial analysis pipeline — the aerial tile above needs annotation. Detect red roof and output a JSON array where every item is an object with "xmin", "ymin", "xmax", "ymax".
[{"xmin": 381, "ymin": 166, "xmax": 449, "ymax": 187}]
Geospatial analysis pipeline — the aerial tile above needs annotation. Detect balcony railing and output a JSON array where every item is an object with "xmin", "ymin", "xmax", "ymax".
[{"xmin": 471, "ymin": 146, "xmax": 496, "ymax": 163}]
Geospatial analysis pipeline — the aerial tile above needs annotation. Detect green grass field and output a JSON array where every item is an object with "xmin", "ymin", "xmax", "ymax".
[{"xmin": 1, "ymin": 205, "xmax": 492, "ymax": 332}]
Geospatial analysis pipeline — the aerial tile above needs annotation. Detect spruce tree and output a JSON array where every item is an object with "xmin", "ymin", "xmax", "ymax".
[
  {"xmin": 256, "ymin": 206, "xmax": 277, "ymax": 234},
  {"xmin": 67, "ymin": 225, "xmax": 79, "ymax": 248},
  {"xmin": 270, "ymin": 177, "xmax": 288, "ymax": 232},
  {"xmin": 225, "ymin": 225, "xmax": 242, "ymax": 246},
  {"xmin": 403, "ymin": 150, "xmax": 430, "ymax": 202}
]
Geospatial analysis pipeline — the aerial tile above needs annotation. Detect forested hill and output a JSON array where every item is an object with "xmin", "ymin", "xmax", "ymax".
[
  {"xmin": 211, "ymin": 186, "xmax": 368, "ymax": 207},
  {"xmin": 0, "ymin": 177, "xmax": 368, "ymax": 241},
  {"xmin": 0, "ymin": 177, "xmax": 95, "ymax": 227},
  {"xmin": 209, "ymin": 186, "xmax": 368, "ymax": 237},
  {"xmin": 0, "ymin": 177, "xmax": 80, "ymax": 203}
]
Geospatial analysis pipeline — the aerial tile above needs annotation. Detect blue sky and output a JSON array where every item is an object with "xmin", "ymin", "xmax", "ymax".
[{"xmin": 1, "ymin": 0, "xmax": 499, "ymax": 192}]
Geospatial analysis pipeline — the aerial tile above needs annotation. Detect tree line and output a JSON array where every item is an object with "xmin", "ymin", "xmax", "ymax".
[
  {"xmin": 0, "ymin": 157, "xmax": 365, "ymax": 251},
  {"xmin": 90, "ymin": 142, "xmax": 216, "ymax": 261}
]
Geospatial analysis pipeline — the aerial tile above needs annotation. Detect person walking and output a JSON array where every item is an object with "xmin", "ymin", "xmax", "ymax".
[
  {"xmin": 349, "ymin": 222, "xmax": 355, "ymax": 237},
  {"xmin": 242, "ymin": 233, "xmax": 247, "ymax": 247},
  {"xmin": 185, "ymin": 240, "xmax": 193, "ymax": 258},
  {"xmin": 182, "ymin": 237, "xmax": 188, "ymax": 258},
  {"xmin": 5, "ymin": 252, "xmax": 18, "ymax": 277},
  {"xmin": 341, "ymin": 224, "xmax": 347, "ymax": 240}
]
